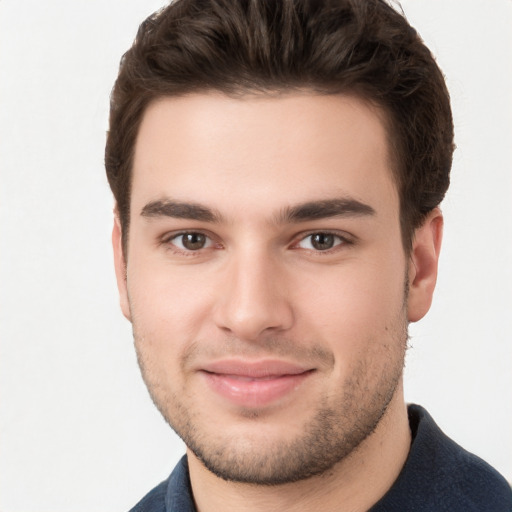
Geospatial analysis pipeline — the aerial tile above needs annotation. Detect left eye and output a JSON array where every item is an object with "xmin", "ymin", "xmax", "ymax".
[
  {"xmin": 297, "ymin": 233, "xmax": 345, "ymax": 251},
  {"xmin": 170, "ymin": 232, "xmax": 213, "ymax": 251}
]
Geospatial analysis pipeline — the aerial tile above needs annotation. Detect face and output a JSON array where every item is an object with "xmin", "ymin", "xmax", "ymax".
[{"xmin": 113, "ymin": 92, "xmax": 438, "ymax": 484}]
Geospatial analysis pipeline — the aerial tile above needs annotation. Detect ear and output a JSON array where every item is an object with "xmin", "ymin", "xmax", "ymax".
[
  {"xmin": 112, "ymin": 209, "xmax": 132, "ymax": 322},
  {"xmin": 407, "ymin": 208, "xmax": 443, "ymax": 323}
]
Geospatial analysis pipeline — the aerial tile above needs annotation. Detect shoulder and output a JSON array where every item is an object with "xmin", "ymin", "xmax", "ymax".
[
  {"xmin": 128, "ymin": 455, "xmax": 196, "ymax": 512},
  {"xmin": 371, "ymin": 404, "xmax": 512, "ymax": 512},
  {"xmin": 128, "ymin": 479, "xmax": 168, "ymax": 512},
  {"xmin": 409, "ymin": 404, "xmax": 511, "ymax": 509}
]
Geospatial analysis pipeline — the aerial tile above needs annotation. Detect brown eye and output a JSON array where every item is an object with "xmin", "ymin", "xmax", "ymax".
[
  {"xmin": 170, "ymin": 232, "xmax": 211, "ymax": 251},
  {"xmin": 181, "ymin": 233, "xmax": 206, "ymax": 250},
  {"xmin": 311, "ymin": 233, "xmax": 335, "ymax": 250},
  {"xmin": 297, "ymin": 232, "xmax": 346, "ymax": 251}
]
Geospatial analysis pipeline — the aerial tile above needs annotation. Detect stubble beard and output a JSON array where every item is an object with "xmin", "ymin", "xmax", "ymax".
[
  {"xmin": 133, "ymin": 310, "xmax": 408, "ymax": 486},
  {"xmin": 188, "ymin": 353, "xmax": 405, "ymax": 485}
]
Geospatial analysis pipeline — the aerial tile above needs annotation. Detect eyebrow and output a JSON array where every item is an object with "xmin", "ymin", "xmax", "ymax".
[
  {"xmin": 141, "ymin": 199, "xmax": 222, "ymax": 222},
  {"xmin": 277, "ymin": 198, "xmax": 376, "ymax": 223},
  {"xmin": 140, "ymin": 197, "xmax": 375, "ymax": 224}
]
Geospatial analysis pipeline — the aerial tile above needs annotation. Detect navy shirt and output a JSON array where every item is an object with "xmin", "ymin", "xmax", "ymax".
[{"xmin": 129, "ymin": 405, "xmax": 512, "ymax": 511}]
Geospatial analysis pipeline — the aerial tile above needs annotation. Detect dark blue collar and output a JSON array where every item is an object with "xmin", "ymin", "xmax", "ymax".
[{"xmin": 130, "ymin": 404, "xmax": 512, "ymax": 511}]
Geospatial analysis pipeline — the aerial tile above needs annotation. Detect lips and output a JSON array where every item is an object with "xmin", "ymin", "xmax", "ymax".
[{"xmin": 199, "ymin": 359, "xmax": 314, "ymax": 408}]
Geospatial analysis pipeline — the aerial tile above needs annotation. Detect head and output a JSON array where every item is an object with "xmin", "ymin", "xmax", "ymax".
[
  {"xmin": 105, "ymin": 0, "xmax": 453, "ymax": 256},
  {"xmin": 106, "ymin": 0, "xmax": 453, "ymax": 487}
]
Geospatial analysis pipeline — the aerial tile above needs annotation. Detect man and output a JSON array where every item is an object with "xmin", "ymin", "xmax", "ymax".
[{"xmin": 105, "ymin": 0, "xmax": 512, "ymax": 510}]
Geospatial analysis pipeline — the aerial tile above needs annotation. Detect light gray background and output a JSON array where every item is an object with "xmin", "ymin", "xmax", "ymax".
[{"xmin": 1, "ymin": 1, "xmax": 511, "ymax": 511}]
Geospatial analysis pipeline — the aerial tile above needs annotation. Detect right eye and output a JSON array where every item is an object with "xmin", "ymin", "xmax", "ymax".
[{"xmin": 168, "ymin": 232, "xmax": 213, "ymax": 251}]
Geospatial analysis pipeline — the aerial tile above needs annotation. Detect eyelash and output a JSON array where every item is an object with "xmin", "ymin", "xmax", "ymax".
[
  {"xmin": 161, "ymin": 231, "xmax": 220, "ymax": 256},
  {"xmin": 161, "ymin": 230, "xmax": 353, "ymax": 256},
  {"xmin": 292, "ymin": 231, "xmax": 353, "ymax": 254}
]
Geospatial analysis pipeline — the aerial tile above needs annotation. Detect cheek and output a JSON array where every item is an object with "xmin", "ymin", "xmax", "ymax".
[
  {"xmin": 294, "ymin": 260, "xmax": 408, "ymax": 397},
  {"xmin": 294, "ymin": 257, "xmax": 407, "ymax": 349},
  {"xmin": 127, "ymin": 266, "xmax": 211, "ymax": 404},
  {"xmin": 126, "ymin": 258, "xmax": 215, "ymax": 350}
]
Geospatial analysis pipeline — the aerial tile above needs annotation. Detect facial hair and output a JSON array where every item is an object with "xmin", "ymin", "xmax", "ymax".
[{"xmin": 133, "ymin": 302, "xmax": 409, "ymax": 486}]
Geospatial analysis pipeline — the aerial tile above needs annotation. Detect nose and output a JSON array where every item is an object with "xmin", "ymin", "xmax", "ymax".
[{"xmin": 213, "ymin": 250, "xmax": 294, "ymax": 341}]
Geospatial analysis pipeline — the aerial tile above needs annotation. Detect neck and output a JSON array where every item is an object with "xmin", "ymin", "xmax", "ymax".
[{"xmin": 188, "ymin": 385, "xmax": 411, "ymax": 512}]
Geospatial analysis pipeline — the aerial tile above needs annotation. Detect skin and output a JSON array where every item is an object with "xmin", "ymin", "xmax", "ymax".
[{"xmin": 113, "ymin": 92, "xmax": 443, "ymax": 512}]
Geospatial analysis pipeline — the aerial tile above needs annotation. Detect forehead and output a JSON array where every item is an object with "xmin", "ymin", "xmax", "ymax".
[{"xmin": 131, "ymin": 92, "xmax": 398, "ymax": 220}]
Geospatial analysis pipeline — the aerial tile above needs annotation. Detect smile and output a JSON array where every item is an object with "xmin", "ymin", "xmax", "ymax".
[{"xmin": 199, "ymin": 360, "xmax": 315, "ymax": 408}]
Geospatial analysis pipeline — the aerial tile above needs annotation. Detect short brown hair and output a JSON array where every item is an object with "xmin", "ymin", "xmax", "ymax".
[{"xmin": 105, "ymin": 0, "xmax": 454, "ymax": 253}]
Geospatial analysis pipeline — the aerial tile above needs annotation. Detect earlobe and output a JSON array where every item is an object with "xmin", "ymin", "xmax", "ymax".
[
  {"xmin": 112, "ymin": 210, "xmax": 132, "ymax": 322},
  {"xmin": 407, "ymin": 208, "xmax": 443, "ymax": 323}
]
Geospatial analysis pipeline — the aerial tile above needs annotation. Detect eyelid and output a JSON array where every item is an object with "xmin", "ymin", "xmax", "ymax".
[
  {"xmin": 161, "ymin": 228, "xmax": 212, "ymax": 242},
  {"xmin": 291, "ymin": 230, "xmax": 355, "ymax": 251},
  {"xmin": 160, "ymin": 229, "xmax": 221, "ymax": 253},
  {"xmin": 158, "ymin": 228, "xmax": 354, "ymax": 254}
]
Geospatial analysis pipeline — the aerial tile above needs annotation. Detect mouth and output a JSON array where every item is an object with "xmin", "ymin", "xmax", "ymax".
[{"xmin": 199, "ymin": 359, "xmax": 315, "ymax": 408}]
